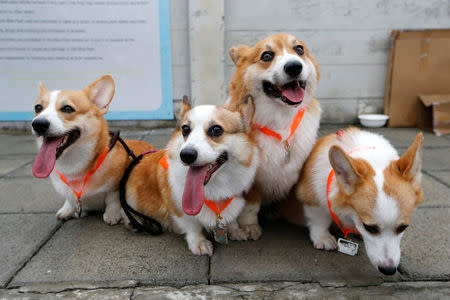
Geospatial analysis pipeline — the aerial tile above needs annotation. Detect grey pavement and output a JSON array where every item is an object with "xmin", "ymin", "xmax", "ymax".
[{"xmin": 0, "ymin": 126, "xmax": 449, "ymax": 298}]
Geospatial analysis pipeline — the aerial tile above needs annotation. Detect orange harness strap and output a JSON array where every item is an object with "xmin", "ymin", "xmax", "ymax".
[
  {"xmin": 159, "ymin": 155, "xmax": 234, "ymax": 215},
  {"xmin": 55, "ymin": 146, "xmax": 109, "ymax": 203},
  {"xmin": 253, "ymin": 107, "xmax": 305, "ymax": 147},
  {"xmin": 326, "ymin": 144, "xmax": 376, "ymax": 238},
  {"xmin": 204, "ymin": 196, "xmax": 235, "ymax": 218},
  {"xmin": 159, "ymin": 154, "xmax": 169, "ymax": 170}
]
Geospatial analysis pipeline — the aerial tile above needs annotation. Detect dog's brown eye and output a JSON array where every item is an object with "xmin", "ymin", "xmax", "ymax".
[
  {"xmin": 294, "ymin": 45, "xmax": 304, "ymax": 56},
  {"xmin": 208, "ymin": 125, "xmax": 223, "ymax": 137},
  {"xmin": 395, "ymin": 224, "xmax": 408, "ymax": 234},
  {"xmin": 35, "ymin": 104, "xmax": 43, "ymax": 113},
  {"xmin": 61, "ymin": 105, "xmax": 75, "ymax": 113},
  {"xmin": 181, "ymin": 125, "xmax": 190, "ymax": 137},
  {"xmin": 260, "ymin": 51, "xmax": 274, "ymax": 62},
  {"xmin": 363, "ymin": 223, "xmax": 380, "ymax": 235}
]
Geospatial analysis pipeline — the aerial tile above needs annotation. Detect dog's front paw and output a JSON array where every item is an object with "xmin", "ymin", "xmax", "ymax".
[
  {"xmin": 188, "ymin": 238, "xmax": 214, "ymax": 256},
  {"xmin": 228, "ymin": 227, "xmax": 247, "ymax": 241},
  {"xmin": 242, "ymin": 224, "xmax": 262, "ymax": 240},
  {"xmin": 56, "ymin": 203, "xmax": 78, "ymax": 220},
  {"xmin": 312, "ymin": 233, "xmax": 337, "ymax": 251},
  {"xmin": 103, "ymin": 210, "xmax": 122, "ymax": 225}
]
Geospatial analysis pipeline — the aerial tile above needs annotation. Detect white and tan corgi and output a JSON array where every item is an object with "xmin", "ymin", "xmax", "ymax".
[
  {"xmin": 31, "ymin": 75, "xmax": 154, "ymax": 224},
  {"xmin": 227, "ymin": 33, "xmax": 321, "ymax": 239},
  {"xmin": 122, "ymin": 96, "xmax": 259, "ymax": 256},
  {"xmin": 296, "ymin": 127, "xmax": 424, "ymax": 275}
]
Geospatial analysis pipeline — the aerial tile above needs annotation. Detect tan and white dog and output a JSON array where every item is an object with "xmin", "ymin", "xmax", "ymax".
[
  {"xmin": 122, "ymin": 96, "xmax": 259, "ymax": 256},
  {"xmin": 227, "ymin": 33, "xmax": 321, "ymax": 239},
  {"xmin": 296, "ymin": 127, "xmax": 424, "ymax": 275},
  {"xmin": 31, "ymin": 75, "xmax": 154, "ymax": 224}
]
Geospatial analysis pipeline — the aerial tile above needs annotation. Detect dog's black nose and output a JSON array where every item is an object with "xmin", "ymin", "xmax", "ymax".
[
  {"xmin": 32, "ymin": 118, "xmax": 50, "ymax": 135},
  {"xmin": 378, "ymin": 265, "xmax": 397, "ymax": 276},
  {"xmin": 284, "ymin": 61, "xmax": 303, "ymax": 77},
  {"xmin": 180, "ymin": 148, "xmax": 198, "ymax": 165}
]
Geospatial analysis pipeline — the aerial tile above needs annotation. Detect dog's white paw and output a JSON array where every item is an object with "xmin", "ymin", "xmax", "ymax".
[
  {"xmin": 188, "ymin": 238, "xmax": 214, "ymax": 256},
  {"xmin": 103, "ymin": 210, "xmax": 122, "ymax": 225},
  {"xmin": 56, "ymin": 202, "xmax": 78, "ymax": 220},
  {"xmin": 242, "ymin": 224, "xmax": 262, "ymax": 240},
  {"xmin": 228, "ymin": 227, "xmax": 247, "ymax": 241},
  {"xmin": 312, "ymin": 233, "xmax": 338, "ymax": 251}
]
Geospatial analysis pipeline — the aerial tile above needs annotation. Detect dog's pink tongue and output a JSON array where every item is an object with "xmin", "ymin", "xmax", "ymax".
[
  {"xmin": 32, "ymin": 137, "xmax": 63, "ymax": 178},
  {"xmin": 282, "ymin": 85, "xmax": 305, "ymax": 103},
  {"xmin": 182, "ymin": 165, "xmax": 209, "ymax": 216}
]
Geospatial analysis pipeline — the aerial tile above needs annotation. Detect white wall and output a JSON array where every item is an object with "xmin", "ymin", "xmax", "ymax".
[{"xmin": 171, "ymin": 0, "xmax": 450, "ymax": 123}]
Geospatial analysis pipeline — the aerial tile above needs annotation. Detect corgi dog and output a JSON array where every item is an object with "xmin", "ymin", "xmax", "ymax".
[
  {"xmin": 296, "ymin": 127, "xmax": 424, "ymax": 275},
  {"xmin": 31, "ymin": 75, "xmax": 154, "ymax": 224},
  {"xmin": 122, "ymin": 96, "xmax": 259, "ymax": 256},
  {"xmin": 227, "ymin": 33, "xmax": 321, "ymax": 239}
]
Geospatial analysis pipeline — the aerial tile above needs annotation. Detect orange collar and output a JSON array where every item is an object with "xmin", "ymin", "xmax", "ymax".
[
  {"xmin": 55, "ymin": 146, "xmax": 109, "ymax": 202},
  {"xmin": 253, "ymin": 107, "xmax": 305, "ymax": 148},
  {"xmin": 159, "ymin": 155, "xmax": 235, "ymax": 216},
  {"xmin": 326, "ymin": 145, "xmax": 376, "ymax": 238}
]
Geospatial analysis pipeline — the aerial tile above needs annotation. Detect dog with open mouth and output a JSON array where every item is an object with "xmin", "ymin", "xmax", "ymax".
[
  {"xmin": 121, "ymin": 96, "xmax": 259, "ymax": 256},
  {"xmin": 296, "ymin": 127, "xmax": 424, "ymax": 275},
  {"xmin": 31, "ymin": 75, "xmax": 154, "ymax": 224},
  {"xmin": 227, "ymin": 33, "xmax": 321, "ymax": 239}
]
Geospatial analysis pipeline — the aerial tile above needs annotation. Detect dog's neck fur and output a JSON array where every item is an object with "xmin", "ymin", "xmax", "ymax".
[
  {"xmin": 53, "ymin": 118, "xmax": 110, "ymax": 177},
  {"xmin": 229, "ymin": 75, "xmax": 312, "ymax": 131}
]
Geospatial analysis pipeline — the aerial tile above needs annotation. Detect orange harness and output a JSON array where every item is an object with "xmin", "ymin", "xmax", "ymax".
[
  {"xmin": 55, "ymin": 146, "xmax": 109, "ymax": 203},
  {"xmin": 159, "ymin": 155, "xmax": 234, "ymax": 216},
  {"xmin": 326, "ymin": 144, "xmax": 376, "ymax": 238},
  {"xmin": 253, "ymin": 107, "xmax": 305, "ymax": 148}
]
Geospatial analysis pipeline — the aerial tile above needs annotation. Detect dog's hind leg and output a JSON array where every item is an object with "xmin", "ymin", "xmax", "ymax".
[
  {"xmin": 304, "ymin": 205, "xmax": 337, "ymax": 251},
  {"xmin": 228, "ymin": 220, "xmax": 247, "ymax": 241}
]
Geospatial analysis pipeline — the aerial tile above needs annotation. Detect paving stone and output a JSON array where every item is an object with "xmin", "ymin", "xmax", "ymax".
[
  {"xmin": 421, "ymin": 148, "xmax": 450, "ymax": 171},
  {"xmin": 400, "ymin": 208, "xmax": 450, "ymax": 280},
  {"xmin": 319, "ymin": 126, "xmax": 450, "ymax": 149},
  {"xmin": 0, "ymin": 156, "xmax": 33, "ymax": 177},
  {"xmin": 0, "ymin": 288, "xmax": 133, "ymax": 299},
  {"xmin": 370, "ymin": 127, "xmax": 450, "ymax": 149},
  {"xmin": 131, "ymin": 281, "xmax": 450, "ymax": 299},
  {"xmin": 0, "ymin": 134, "xmax": 37, "ymax": 155},
  {"xmin": 10, "ymin": 216, "xmax": 209, "ymax": 288},
  {"xmin": 425, "ymin": 170, "xmax": 450, "ymax": 187},
  {"xmin": 420, "ymin": 173, "xmax": 450, "ymax": 208},
  {"xmin": 0, "ymin": 178, "xmax": 61, "ymax": 213},
  {"xmin": 210, "ymin": 221, "xmax": 393, "ymax": 285},
  {"xmin": 0, "ymin": 214, "xmax": 60, "ymax": 288},
  {"xmin": 3, "ymin": 162, "xmax": 33, "ymax": 178}
]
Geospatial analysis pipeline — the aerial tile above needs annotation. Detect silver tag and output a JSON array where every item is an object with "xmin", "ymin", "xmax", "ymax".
[
  {"xmin": 284, "ymin": 141, "xmax": 291, "ymax": 163},
  {"xmin": 213, "ymin": 217, "xmax": 228, "ymax": 244},
  {"xmin": 337, "ymin": 238, "xmax": 359, "ymax": 256}
]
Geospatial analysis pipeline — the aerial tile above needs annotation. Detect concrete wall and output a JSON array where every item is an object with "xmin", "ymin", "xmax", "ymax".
[{"xmin": 171, "ymin": 0, "xmax": 450, "ymax": 123}]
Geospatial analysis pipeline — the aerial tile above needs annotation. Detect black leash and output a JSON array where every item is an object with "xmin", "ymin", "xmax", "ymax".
[{"xmin": 114, "ymin": 130, "xmax": 163, "ymax": 235}]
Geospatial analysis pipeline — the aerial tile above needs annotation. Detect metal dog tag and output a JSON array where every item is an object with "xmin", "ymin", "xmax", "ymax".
[
  {"xmin": 213, "ymin": 217, "xmax": 228, "ymax": 245},
  {"xmin": 284, "ymin": 141, "xmax": 291, "ymax": 163},
  {"xmin": 337, "ymin": 238, "xmax": 359, "ymax": 256}
]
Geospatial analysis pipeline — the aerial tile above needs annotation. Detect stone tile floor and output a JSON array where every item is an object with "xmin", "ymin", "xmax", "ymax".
[{"xmin": 0, "ymin": 126, "xmax": 449, "ymax": 298}]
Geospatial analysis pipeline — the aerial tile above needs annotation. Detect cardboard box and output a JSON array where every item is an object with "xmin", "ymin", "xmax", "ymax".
[
  {"xmin": 384, "ymin": 30, "xmax": 450, "ymax": 127},
  {"xmin": 417, "ymin": 94, "xmax": 450, "ymax": 136}
]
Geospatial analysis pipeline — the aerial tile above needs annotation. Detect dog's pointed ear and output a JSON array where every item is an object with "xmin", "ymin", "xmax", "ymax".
[
  {"xmin": 329, "ymin": 145, "xmax": 361, "ymax": 195},
  {"xmin": 229, "ymin": 45, "xmax": 251, "ymax": 66},
  {"xmin": 38, "ymin": 81, "xmax": 47, "ymax": 95},
  {"xmin": 396, "ymin": 132, "xmax": 424, "ymax": 189},
  {"xmin": 84, "ymin": 75, "xmax": 115, "ymax": 114},
  {"xmin": 178, "ymin": 95, "xmax": 191, "ymax": 119},
  {"xmin": 236, "ymin": 94, "xmax": 255, "ymax": 130}
]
